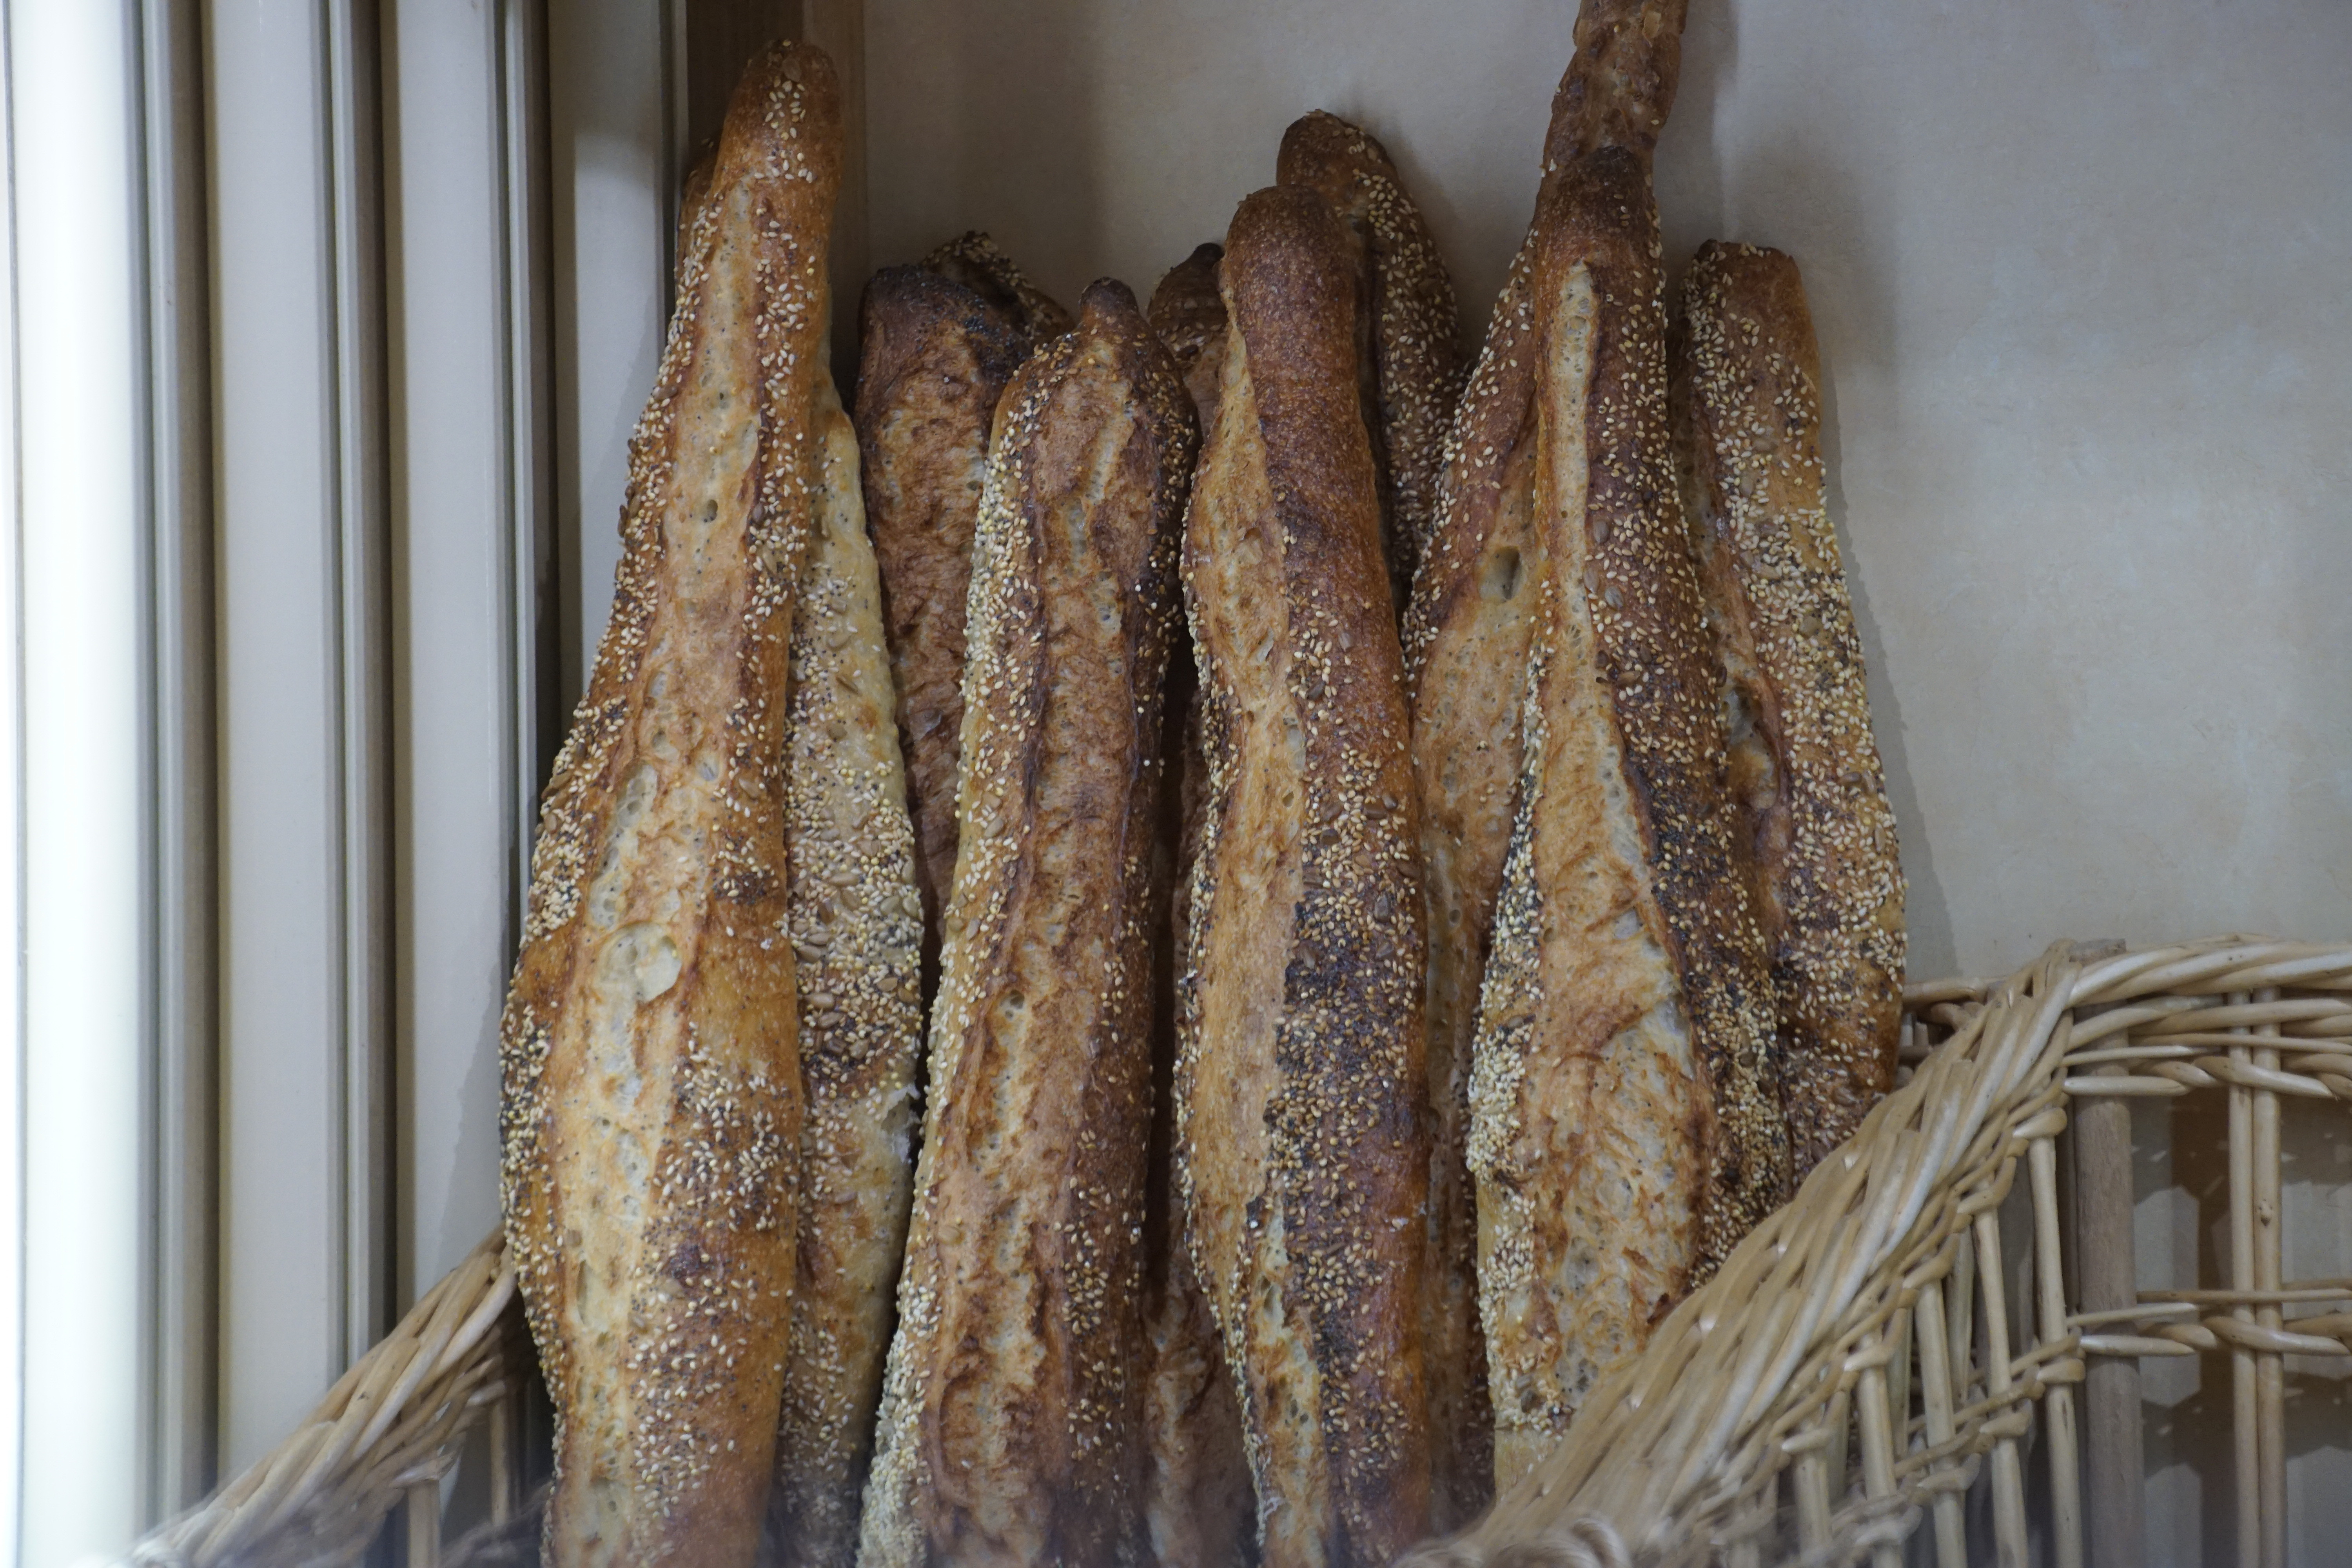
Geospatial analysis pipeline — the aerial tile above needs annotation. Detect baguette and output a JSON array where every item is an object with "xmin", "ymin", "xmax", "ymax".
[
  {"xmin": 1467, "ymin": 148, "xmax": 1789, "ymax": 1493},
  {"xmin": 1671, "ymin": 242, "xmax": 1904, "ymax": 1176},
  {"xmin": 858, "ymin": 280, "xmax": 1197, "ymax": 1568},
  {"xmin": 765, "ymin": 379, "xmax": 927, "ymax": 1566},
  {"xmin": 924, "ymin": 230, "xmax": 1078, "ymax": 343},
  {"xmin": 1178, "ymin": 185, "xmax": 1432, "ymax": 1568},
  {"xmin": 856, "ymin": 241, "xmax": 1069, "ymax": 1000},
  {"xmin": 1141, "ymin": 247, "xmax": 1255, "ymax": 1568},
  {"xmin": 1276, "ymin": 111, "xmax": 1463, "ymax": 609},
  {"xmin": 499, "ymin": 43, "xmax": 841, "ymax": 1568},
  {"xmin": 1401, "ymin": 0, "xmax": 1691, "ymax": 1511},
  {"xmin": 1148, "ymin": 242, "xmax": 1229, "ymax": 429}
]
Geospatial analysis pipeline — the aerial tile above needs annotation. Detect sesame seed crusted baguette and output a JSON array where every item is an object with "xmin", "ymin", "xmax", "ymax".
[
  {"xmin": 1141, "ymin": 247, "xmax": 1256, "ymax": 1568},
  {"xmin": 763, "ymin": 377, "xmax": 926, "ymax": 1568},
  {"xmin": 1466, "ymin": 148, "xmax": 1790, "ymax": 1494},
  {"xmin": 1399, "ymin": 3, "xmax": 1691, "ymax": 1515},
  {"xmin": 1277, "ymin": 111, "xmax": 1464, "ymax": 611},
  {"xmin": 1148, "ymin": 242, "xmax": 1229, "ymax": 431},
  {"xmin": 1178, "ymin": 185, "xmax": 1433, "ymax": 1568},
  {"xmin": 924, "ymin": 230, "xmax": 1078, "ymax": 343},
  {"xmin": 855, "ymin": 245, "xmax": 1068, "ymax": 1002},
  {"xmin": 498, "ymin": 42, "xmax": 841, "ymax": 1568},
  {"xmin": 858, "ymin": 280, "xmax": 1198, "ymax": 1568},
  {"xmin": 1670, "ymin": 243, "xmax": 1905, "ymax": 1177}
]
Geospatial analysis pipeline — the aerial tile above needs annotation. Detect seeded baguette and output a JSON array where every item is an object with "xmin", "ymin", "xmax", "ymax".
[
  {"xmin": 1141, "ymin": 247, "xmax": 1256, "ymax": 1568},
  {"xmin": 1468, "ymin": 149, "xmax": 1791, "ymax": 1494},
  {"xmin": 1671, "ymin": 242, "xmax": 1904, "ymax": 1176},
  {"xmin": 498, "ymin": 43, "xmax": 840, "ymax": 1568},
  {"xmin": 1277, "ymin": 111, "xmax": 1463, "ymax": 611},
  {"xmin": 1400, "ymin": 0, "xmax": 1692, "ymax": 1512},
  {"xmin": 1179, "ymin": 185, "xmax": 1433, "ymax": 1568},
  {"xmin": 856, "ymin": 241, "xmax": 1069, "ymax": 999},
  {"xmin": 858, "ymin": 281, "xmax": 1198, "ymax": 1568},
  {"xmin": 924, "ymin": 230, "xmax": 1078, "ymax": 343},
  {"xmin": 1149, "ymin": 242, "xmax": 1230, "ymax": 429},
  {"xmin": 762, "ymin": 378, "xmax": 926, "ymax": 1566}
]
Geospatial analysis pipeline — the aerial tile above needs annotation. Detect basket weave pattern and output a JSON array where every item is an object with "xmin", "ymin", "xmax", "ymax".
[
  {"xmin": 130, "ymin": 1233, "xmax": 520, "ymax": 1568},
  {"xmin": 1421, "ymin": 936, "xmax": 2352, "ymax": 1568},
  {"xmin": 127, "ymin": 936, "xmax": 2352, "ymax": 1567}
]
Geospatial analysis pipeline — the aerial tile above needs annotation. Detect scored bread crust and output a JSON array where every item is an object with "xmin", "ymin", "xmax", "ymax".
[
  {"xmin": 764, "ymin": 379, "xmax": 926, "ymax": 1567},
  {"xmin": 1671, "ymin": 243, "xmax": 1905, "ymax": 1176},
  {"xmin": 858, "ymin": 281, "xmax": 1198, "ymax": 1568},
  {"xmin": 1141, "ymin": 246, "xmax": 1256, "ymax": 1568},
  {"xmin": 1467, "ymin": 148, "xmax": 1789, "ymax": 1494},
  {"xmin": 856, "ymin": 243, "xmax": 1068, "ymax": 1002},
  {"xmin": 499, "ymin": 43, "xmax": 841, "ymax": 1568},
  {"xmin": 665, "ymin": 146, "xmax": 927, "ymax": 1568},
  {"xmin": 1397, "ymin": 0, "xmax": 1691, "ymax": 1518},
  {"xmin": 1179, "ymin": 185, "xmax": 1433, "ymax": 1568},
  {"xmin": 1277, "ymin": 111, "xmax": 1464, "ymax": 610}
]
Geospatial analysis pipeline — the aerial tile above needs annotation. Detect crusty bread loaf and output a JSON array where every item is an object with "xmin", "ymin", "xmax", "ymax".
[
  {"xmin": 1467, "ymin": 147, "xmax": 1790, "ymax": 1494},
  {"xmin": 923, "ymin": 230, "xmax": 1077, "ymax": 343},
  {"xmin": 764, "ymin": 378, "xmax": 926, "ymax": 1566},
  {"xmin": 858, "ymin": 280, "xmax": 1197, "ymax": 1568},
  {"xmin": 1671, "ymin": 242, "xmax": 1905, "ymax": 1176},
  {"xmin": 1401, "ymin": 0, "xmax": 1693, "ymax": 1512},
  {"xmin": 856, "ymin": 240, "xmax": 1068, "ymax": 1003},
  {"xmin": 1141, "ymin": 247, "xmax": 1256, "ymax": 1568},
  {"xmin": 1277, "ymin": 110, "xmax": 1463, "ymax": 610},
  {"xmin": 663, "ymin": 143, "xmax": 927, "ymax": 1568},
  {"xmin": 499, "ymin": 43, "xmax": 841, "ymax": 1568},
  {"xmin": 1149, "ymin": 242, "xmax": 1229, "ymax": 429},
  {"xmin": 1178, "ymin": 185, "xmax": 1432, "ymax": 1568}
]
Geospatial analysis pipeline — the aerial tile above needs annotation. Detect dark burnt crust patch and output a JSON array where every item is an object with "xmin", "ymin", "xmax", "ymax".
[{"xmin": 1536, "ymin": 149, "xmax": 1791, "ymax": 1276}]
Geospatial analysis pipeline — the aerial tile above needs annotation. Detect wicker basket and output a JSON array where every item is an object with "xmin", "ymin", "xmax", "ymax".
[{"xmin": 127, "ymin": 935, "xmax": 2352, "ymax": 1568}]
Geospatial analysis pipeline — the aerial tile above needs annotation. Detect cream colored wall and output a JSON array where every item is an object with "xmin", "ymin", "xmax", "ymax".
[{"xmin": 860, "ymin": 0, "xmax": 2352, "ymax": 986}]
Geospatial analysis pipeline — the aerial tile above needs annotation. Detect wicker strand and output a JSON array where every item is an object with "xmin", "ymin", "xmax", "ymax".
[
  {"xmin": 123, "ymin": 936, "xmax": 2352, "ymax": 1568},
  {"xmin": 1405, "ymin": 936, "xmax": 2352, "ymax": 1568},
  {"xmin": 129, "ymin": 1229, "xmax": 516, "ymax": 1568}
]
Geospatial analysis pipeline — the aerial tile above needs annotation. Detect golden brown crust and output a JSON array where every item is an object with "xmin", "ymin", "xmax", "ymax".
[
  {"xmin": 1178, "ymin": 184, "xmax": 1432, "ymax": 1568},
  {"xmin": 855, "ymin": 245, "xmax": 1066, "ymax": 998},
  {"xmin": 860, "ymin": 281, "xmax": 1198, "ymax": 1568},
  {"xmin": 1466, "ymin": 149, "xmax": 1789, "ymax": 1492},
  {"xmin": 1277, "ymin": 111, "xmax": 1464, "ymax": 610},
  {"xmin": 1143, "ymin": 253, "xmax": 1258, "ymax": 1568},
  {"xmin": 1399, "ymin": 3, "xmax": 1693, "ymax": 1512},
  {"xmin": 764, "ymin": 381, "xmax": 926, "ymax": 1567},
  {"xmin": 1671, "ymin": 242, "xmax": 1905, "ymax": 1176},
  {"xmin": 500, "ymin": 42, "xmax": 841, "ymax": 1568}
]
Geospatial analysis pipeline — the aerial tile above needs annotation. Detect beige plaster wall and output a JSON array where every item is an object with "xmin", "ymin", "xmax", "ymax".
[{"xmin": 862, "ymin": 0, "xmax": 2352, "ymax": 985}]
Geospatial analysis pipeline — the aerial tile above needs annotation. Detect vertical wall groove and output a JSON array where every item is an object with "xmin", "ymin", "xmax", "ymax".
[{"xmin": 136, "ymin": 0, "xmax": 218, "ymax": 1520}]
